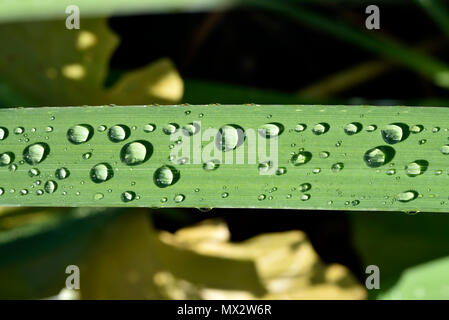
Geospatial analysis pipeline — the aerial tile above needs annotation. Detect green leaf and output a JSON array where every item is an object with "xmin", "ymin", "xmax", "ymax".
[{"xmin": 0, "ymin": 104, "xmax": 448, "ymax": 213}]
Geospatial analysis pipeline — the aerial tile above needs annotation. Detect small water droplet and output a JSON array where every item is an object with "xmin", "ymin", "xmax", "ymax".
[
  {"xmin": 258, "ymin": 194, "xmax": 266, "ymax": 201},
  {"xmin": 290, "ymin": 151, "xmax": 311, "ymax": 166},
  {"xmin": 364, "ymin": 146, "xmax": 392, "ymax": 168},
  {"xmin": 441, "ymin": 145, "xmax": 449, "ymax": 155},
  {"xmin": 352, "ymin": 200, "xmax": 360, "ymax": 206},
  {"xmin": 312, "ymin": 168, "xmax": 321, "ymax": 174},
  {"xmin": 411, "ymin": 125, "xmax": 423, "ymax": 134},
  {"xmin": 435, "ymin": 170, "xmax": 443, "ymax": 175},
  {"xmin": 203, "ymin": 159, "xmax": 220, "ymax": 171},
  {"xmin": 162, "ymin": 123, "xmax": 178, "ymax": 135},
  {"xmin": 419, "ymin": 139, "xmax": 427, "ymax": 145},
  {"xmin": 67, "ymin": 124, "xmax": 93, "ymax": 144},
  {"xmin": 94, "ymin": 192, "xmax": 104, "ymax": 201},
  {"xmin": 8, "ymin": 164, "xmax": 17, "ymax": 172},
  {"xmin": 319, "ymin": 151, "xmax": 329, "ymax": 159},
  {"xmin": 0, "ymin": 127, "xmax": 7, "ymax": 140},
  {"xmin": 397, "ymin": 191, "xmax": 417, "ymax": 202},
  {"xmin": 161, "ymin": 197, "xmax": 168, "ymax": 203},
  {"xmin": 174, "ymin": 194, "xmax": 185, "ymax": 203},
  {"xmin": 36, "ymin": 189, "xmax": 43, "ymax": 196},
  {"xmin": 143, "ymin": 124, "xmax": 156, "ymax": 133},
  {"xmin": 45, "ymin": 126, "xmax": 54, "ymax": 133},
  {"xmin": 259, "ymin": 123, "xmax": 283, "ymax": 138},
  {"xmin": 299, "ymin": 183, "xmax": 311, "ymax": 192},
  {"xmin": 55, "ymin": 167, "xmax": 70, "ymax": 180},
  {"xmin": 405, "ymin": 160, "xmax": 427, "ymax": 177},
  {"xmin": 331, "ymin": 162, "xmax": 344, "ymax": 172},
  {"xmin": 366, "ymin": 125, "xmax": 377, "ymax": 132},
  {"xmin": 14, "ymin": 127, "xmax": 24, "ymax": 135},
  {"xmin": 300, "ymin": 194, "xmax": 310, "ymax": 201},
  {"xmin": 294, "ymin": 124, "xmax": 306, "ymax": 132},
  {"xmin": 217, "ymin": 125, "xmax": 244, "ymax": 151},
  {"xmin": 97, "ymin": 125, "xmax": 107, "ymax": 132},
  {"xmin": 386, "ymin": 169, "xmax": 396, "ymax": 175},
  {"xmin": 20, "ymin": 189, "xmax": 28, "ymax": 195},
  {"xmin": 275, "ymin": 167, "xmax": 286, "ymax": 175},
  {"xmin": 82, "ymin": 152, "xmax": 92, "ymax": 160},
  {"xmin": 28, "ymin": 168, "xmax": 40, "ymax": 177},
  {"xmin": 221, "ymin": 192, "xmax": 229, "ymax": 198},
  {"xmin": 433, "ymin": 127, "xmax": 440, "ymax": 133},
  {"xmin": 0, "ymin": 152, "xmax": 13, "ymax": 166}
]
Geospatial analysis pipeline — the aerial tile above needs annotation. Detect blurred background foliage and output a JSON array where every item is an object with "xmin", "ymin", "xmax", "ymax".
[{"xmin": 1, "ymin": 0, "xmax": 449, "ymax": 299}]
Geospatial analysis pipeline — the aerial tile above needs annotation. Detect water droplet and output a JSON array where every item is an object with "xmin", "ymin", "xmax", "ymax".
[
  {"xmin": 9, "ymin": 164, "xmax": 17, "ymax": 172},
  {"xmin": 290, "ymin": 151, "xmax": 311, "ymax": 166},
  {"xmin": 259, "ymin": 123, "xmax": 283, "ymax": 138},
  {"xmin": 435, "ymin": 170, "xmax": 443, "ymax": 175},
  {"xmin": 90, "ymin": 163, "xmax": 113, "ymax": 183},
  {"xmin": 44, "ymin": 180, "xmax": 57, "ymax": 194},
  {"xmin": 161, "ymin": 197, "xmax": 168, "ymax": 203},
  {"xmin": 258, "ymin": 161, "xmax": 274, "ymax": 174},
  {"xmin": 319, "ymin": 151, "xmax": 329, "ymax": 159},
  {"xmin": 441, "ymin": 145, "xmax": 449, "ymax": 155},
  {"xmin": 45, "ymin": 126, "xmax": 54, "ymax": 133},
  {"xmin": 294, "ymin": 124, "xmax": 306, "ymax": 132},
  {"xmin": 331, "ymin": 162, "xmax": 344, "ymax": 172},
  {"xmin": 217, "ymin": 125, "xmax": 244, "ymax": 151},
  {"xmin": 120, "ymin": 141, "xmax": 151, "ymax": 166},
  {"xmin": 203, "ymin": 159, "xmax": 220, "ymax": 171},
  {"xmin": 397, "ymin": 191, "xmax": 417, "ymax": 202},
  {"xmin": 174, "ymin": 194, "xmax": 185, "ymax": 203},
  {"xmin": 381, "ymin": 124, "xmax": 407, "ymax": 144},
  {"xmin": 162, "ymin": 123, "xmax": 178, "ymax": 135},
  {"xmin": 82, "ymin": 152, "xmax": 92, "ymax": 160},
  {"xmin": 0, "ymin": 152, "xmax": 13, "ymax": 166},
  {"xmin": 0, "ymin": 127, "xmax": 7, "ymax": 140},
  {"xmin": 312, "ymin": 123, "xmax": 329, "ymax": 135},
  {"xmin": 97, "ymin": 125, "xmax": 107, "ymax": 132},
  {"xmin": 154, "ymin": 165, "xmax": 179, "ymax": 188},
  {"xmin": 433, "ymin": 127, "xmax": 440, "ymax": 133},
  {"xmin": 258, "ymin": 194, "xmax": 266, "ymax": 201},
  {"xmin": 108, "ymin": 125, "xmax": 129, "ymax": 142},
  {"xmin": 275, "ymin": 167, "xmax": 287, "ymax": 175},
  {"xmin": 364, "ymin": 146, "xmax": 394, "ymax": 168},
  {"xmin": 344, "ymin": 122, "xmax": 361, "ymax": 135},
  {"xmin": 67, "ymin": 124, "xmax": 93, "ymax": 144},
  {"xmin": 299, "ymin": 183, "xmax": 311, "ymax": 192},
  {"xmin": 121, "ymin": 191, "xmax": 135, "ymax": 202},
  {"xmin": 221, "ymin": 192, "xmax": 229, "ymax": 198},
  {"xmin": 143, "ymin": 124, "xmax": 156, "ymax": 133},
  {"xmin": 94, "ymin": 192, "xmax": 104, "ymax": 201},
  {"xmin": 405, "ymin": 160, "xmax": 428, "ymax": 177},
  {"xmin": 28, "ymin": 168, "xmax": 40, "ymax": 177},
  {"xmin": 352, "ymin": 200, "xmax": 360, "ymax": 206},
  {"xmin": 411, "ymin": 125, "xmax": 423, "ymax": 134},
  {"xmin": 182, "ymin": 123, "xmax": 199, "ymax": 136},
  {"xmin": 55, "ymin": 167, "xmax": 70, "ymax": 180},
  {"xmin": 0, "ymin": 188, "xmax": 3, "ymax": 196},
  {"xmin": 36, "ymin": 189, "xmax": 43, "ymax": 196},
  {"xmin": 14, "ymin": 127, "xmax": 24, "ymax": 135},
  {"xmin": 300, "ymin": 194, "xmax": 310, "ymax": 201},
  {"xmin": 366, "ymin": 125, "xmax": 377, "ymax": 132},
  {"xmin": 20, "ymin": 189, "xmax": 28, "ymax": 195},
  {"xmin": 386, "ymin": 169, "xmax": 396, "ymax": 175},
  {"xmin": 312, "ymin": 168, "xmax": 321, "ymax": 174},
  {"xmin": 23, "ymin": 143, "xmax": 49, "ymax": 165}
]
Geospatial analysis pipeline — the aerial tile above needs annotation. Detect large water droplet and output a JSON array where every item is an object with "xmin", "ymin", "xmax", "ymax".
[
  {"xmin": 108, "ymin": 125, "xmax": 129, "ymax": 142},
  {"xmin": 23, "ymin": 143, "xmax": 49, "ymax": 165},
  {"xmin": 441, "ymin": 145, "xmax": 449, "ymax": 155},
  {"xmin": 67, "ymin": 124, "xmax": 93, "ymax": 144},
  {"xmin": 0, "ymin": 127, "xmax": 8, "ymax": 140},
  {"xmin": 154, "ymin": 165, "xmax": 179, "ymax": 188},
  {"xmin": 55, "ymin": 167, "xmax": 70, "ymax": 180},
  {"xmin": 44, "ymin": 180, "xmax": 57, "ymax": 194},
  {"xmin": 363, "ymin": 146, "xmax": 394, "ymax": 168},
  {"xmin": 344, "ymin": 122, "xmax": 361, "ymax": 135},
  {"xmin": 381, "ymin": 124, "xmax": 408, "ymax": 144},
  {"xmin": 90, "ymin": 163, "xmax": 113, "ymax": 183},
  {"xmin": 290, "ymin": 151, "xmax": 312, "ymax": 166},
  {"xmin": 259, "ymin": 123, "xmax": 283, "ymax": 138},
  {"xmin": 120, "ymin": 141, "xmax": 151, "ymax": 166},
  {"xmin": 397, "ymin": 191, "xmax": 417, "ymax": 202},
  {"xmin": 216, "ymin": 124, "xmax": 244, "ymax": 151},
  {"xmin": 405, "ymin": 160, "xmax": 428, "ymax": 177}
]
